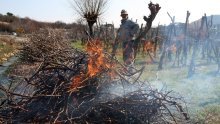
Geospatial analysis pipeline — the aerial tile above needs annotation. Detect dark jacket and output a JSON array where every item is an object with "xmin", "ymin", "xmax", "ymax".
[{"xmin": 117, "ymin": 18, "xmax": 139, "ymax": 42}]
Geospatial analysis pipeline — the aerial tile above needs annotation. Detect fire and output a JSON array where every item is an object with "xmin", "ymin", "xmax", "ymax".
[
  {"xmin": 86, "ymin": 40, "xmax": 109, "ymax": 77},
  {"xmin": 143, "ymin": 40, "xmax": 154, "ymax": 53},
  {"xmin": 70, "ymin": 39, "xmax": 114, "ymax": 91},
  {"xmin": 71, "ymin": 74, "xmax": 85, "ymax": 89}
]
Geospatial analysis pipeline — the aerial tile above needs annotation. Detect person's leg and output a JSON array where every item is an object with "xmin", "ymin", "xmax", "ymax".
[{"xmin": 123, "ymin": 41, "xmax": 135, "ymax": 72}]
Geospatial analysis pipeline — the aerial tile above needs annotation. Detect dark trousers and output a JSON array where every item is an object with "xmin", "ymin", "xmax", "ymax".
[{"xmin": 122, "ymin": 41, "xmax": 134, "ymax": 65}]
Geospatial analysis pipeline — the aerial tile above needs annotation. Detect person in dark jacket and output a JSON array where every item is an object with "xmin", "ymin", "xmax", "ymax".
[{"xmin": 117, "ymin": 9, "xmax": 139, "ymax": 70}]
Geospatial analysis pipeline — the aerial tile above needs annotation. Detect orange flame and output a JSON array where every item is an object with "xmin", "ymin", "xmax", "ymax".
[
  {"xmin": 71, "ymin": 74, "xmax": 85, "ymax": 89},
  {"xmin": 143, "ymin": 40, "xmax": 154, "ymax": 53},
  {"xmin": 87, "ymin": 40, "xmax": 105, "ymax": 77},
  {"xmin": 70, "ymin": 39, "xmax": 115, "ymax": 91}
]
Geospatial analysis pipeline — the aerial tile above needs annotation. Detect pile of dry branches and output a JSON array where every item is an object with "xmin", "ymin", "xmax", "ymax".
[
  {"xmin": 0, "ymin": 60, "xmax": 190, "ymax": 123},
  {"xmin": 0, "ymin": 40, "xmax": 190, "ymax": 123},
  {"xmin": 20, "ymin": 29, "xmax": 71, "ymax": 63}
]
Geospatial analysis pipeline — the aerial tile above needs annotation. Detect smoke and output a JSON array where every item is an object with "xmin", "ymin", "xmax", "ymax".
[
  {"xmin": 98, "ymin": 80, "xmax": 153, "ymax": 102},
  {"xmin": 96, "ymin": 63, "xmax": 220, "ymax": 117},
  {"xmin": 149, "ymin": 70, "xmax": 220, "ymax": 113}
]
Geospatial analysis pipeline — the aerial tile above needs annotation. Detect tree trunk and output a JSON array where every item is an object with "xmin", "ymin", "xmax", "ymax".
[
  {"xmin": 158, "ymin": 13, "xmax": 175, "ymax": 70},
  {"xmin": 158, "ymin": 48, "xmax": 166, "ymax": 70},
  {"xmin": 182, "ymin": 11, "xmax": 190, "ymax": 66},
  {"xmin": 187, "ymin": 40, "xmax": 197, "ymax": 77},
  {"xmin": 87, "ymin": 19, "xmax": 97, "ymax": 38},
  {"xmin": 154, "ymin": 24, "xmax": 159, "ymax": 57},
  {"xmin": 188, "ymin": 14, "xmax": 206, "ymax": 77}
]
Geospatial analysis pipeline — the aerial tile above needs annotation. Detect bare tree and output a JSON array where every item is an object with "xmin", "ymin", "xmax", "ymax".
[{"xmin": 72, "ymin": 0, "xmax": 108, "ymax": 37}]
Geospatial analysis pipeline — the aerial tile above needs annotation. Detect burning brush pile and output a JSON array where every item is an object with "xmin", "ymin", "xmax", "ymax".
[{"xmin": 0, "ymin": 29, "xmax": 190, "ymax": 123}]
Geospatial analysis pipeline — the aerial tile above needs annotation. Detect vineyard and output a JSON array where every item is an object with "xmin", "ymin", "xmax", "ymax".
[{"xmin": 0, "ymin": 0, "xmax": 220, "ymax": 123}]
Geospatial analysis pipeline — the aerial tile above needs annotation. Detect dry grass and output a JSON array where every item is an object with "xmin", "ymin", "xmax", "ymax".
[
  {"xmin": 0, "ymin": 35, "xmax": 18, "ymax": 64},
  {"xmin": 193, "ymin": 105, "xmax": 220, "ymax": 124}
]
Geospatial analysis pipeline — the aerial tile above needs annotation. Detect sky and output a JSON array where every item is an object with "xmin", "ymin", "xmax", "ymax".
[{"xmin": 0, "ymin": 0, "xmax": 220, "ymax": 27}]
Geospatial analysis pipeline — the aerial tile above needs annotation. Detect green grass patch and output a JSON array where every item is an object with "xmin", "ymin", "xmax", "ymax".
[{"xmin": 71, "ymin": 40, "xmax": 86, "ymax": 51}]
